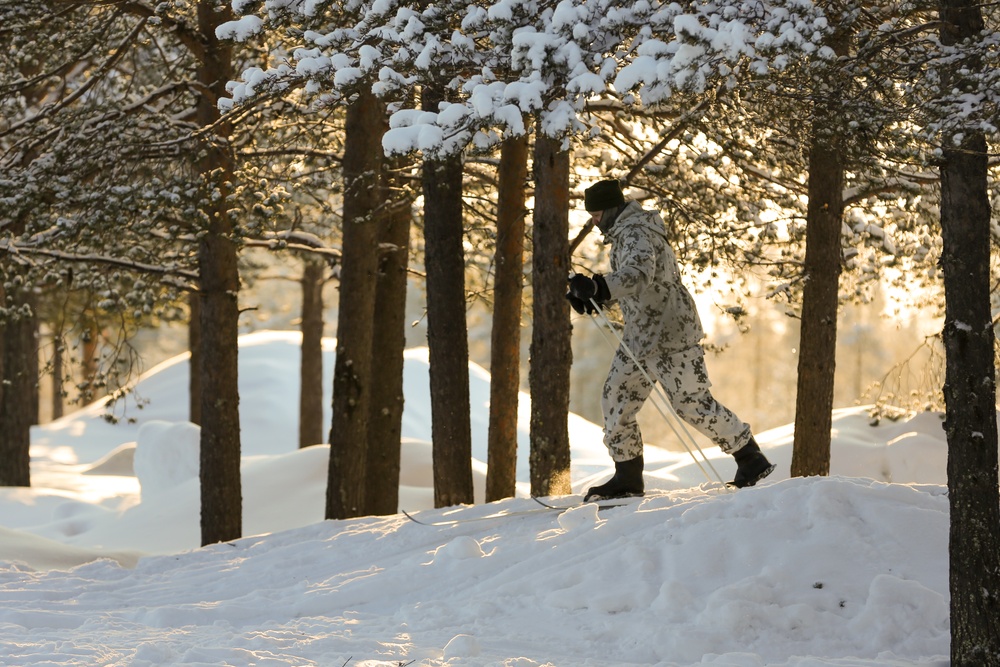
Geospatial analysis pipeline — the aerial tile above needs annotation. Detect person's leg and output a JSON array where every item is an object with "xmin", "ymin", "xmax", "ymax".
[
  {"xmin": 655, "ymin": 346, "xmax": 774, "ymax": 487},
  {"xmin": 585, "ymin": 346, "xmax": 650, "ymax": 500},
  {"xmin": 602, "ymin": 346, "xmax": 653, "ymax": 462},
  {"xmin": 654, "ymin": 346, "xmax": 751, "ymax": 453}
]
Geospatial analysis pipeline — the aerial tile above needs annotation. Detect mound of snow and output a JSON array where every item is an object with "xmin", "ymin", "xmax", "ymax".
[
  {"xmin": 19, "ymin": 330, "xmax": 973, "ymax": 561},
  {"xmin": 133, "ymin": 421, "xmax": 200, "ymax": 500},
  {"xmin": 0, "ymin": 477, "xmax": 951, "ymax": 666},
  {"xmin": 31, "ymin": 331, "xmax": 616, "ymax": 489}
]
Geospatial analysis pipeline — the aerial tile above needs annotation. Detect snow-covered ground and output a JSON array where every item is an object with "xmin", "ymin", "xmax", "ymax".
[{"xmin": 0, "ymin": 331, "xmax": 958, "ymax": 666}]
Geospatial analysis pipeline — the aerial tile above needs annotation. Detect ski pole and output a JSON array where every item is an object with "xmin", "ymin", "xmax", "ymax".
[{"xmin": 586, "ymin": 298, "xmax": 726, "ymax": 485}]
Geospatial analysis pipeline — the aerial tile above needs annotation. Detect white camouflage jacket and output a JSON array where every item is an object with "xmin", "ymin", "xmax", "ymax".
[{"xmin": 601, "ymin": 201, "xmax": 705, "ymax": 358}]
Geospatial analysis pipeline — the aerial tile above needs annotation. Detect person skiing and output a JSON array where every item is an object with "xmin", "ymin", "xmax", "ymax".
[{"xmin": 567, "ymin": 179, "xmax": 775, "ymax": 500}]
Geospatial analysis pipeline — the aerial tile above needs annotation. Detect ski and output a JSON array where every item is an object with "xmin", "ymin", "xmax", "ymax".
[
  {"xmin": 531, "ymin": 495, "xmax": 642, "ymax": 509},
  {"xmin": 401, "ymin": 496, "xmax": 640, "ymax": 527},
  {"xmin": 401, "ymin": 505, "xmax": 563, "ymax": 526}
]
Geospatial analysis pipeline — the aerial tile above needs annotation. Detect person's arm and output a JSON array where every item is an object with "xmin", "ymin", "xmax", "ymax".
[{"xmin": 604, "ymin": 226, "xmax": 658, "ymax": 299}]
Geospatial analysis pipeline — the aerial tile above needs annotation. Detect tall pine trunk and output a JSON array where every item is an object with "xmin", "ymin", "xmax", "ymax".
[
  {"xmin": 790, "ymin": 29, "xmax": 848, "ymax": 478},
  {"xmin": 487, "ymin": 134, "xmax": 528, "ymax": 501},
  {"xmin": 51, "ymin": 329, "xmax": 64, "ymax": 421},
  {"xmin": 422, "ymin": 85, "xmax": 474, "ymax": 509},
  {"xmin": 327, "ymin": 88, "xmax": 383, "ymax": 519},
  {"xmin": 299, "ymin": 257, "xmax": 325, "ymax": 448},
  {"xmin": 529, "ymin": 129, "xmax": 572, "ymax": 496},
  {"xmin": 790, "ymin": 121, "xmax": 843, "ymax": 477},
  {"xmin": 195, "ymin": 0, "xmax": 242, "ymax": 546},
  {"xmin": 941, "ymin": 131, "xmax": 1000, "ymax": 667},
  {"xmin": 365, "ymin": 153, "xmax": 412, "ymax": 516},
  {"xmin": 938, "ymin": 1, "xmax": 1000, "ymax": 662},
  {"xmin": 0, "ymin": 280, "xmax": 36, "ymax": 487},
  {"xmin": 1, "ymin": 49, "xmax": 44, "ymax": 483}
]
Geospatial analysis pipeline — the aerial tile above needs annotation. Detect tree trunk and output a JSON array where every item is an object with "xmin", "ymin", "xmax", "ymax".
[
  {"xmin": 790, "ymin": 129, "xmax": 843, "ymax": 476},
  {"xmin": 0, "ymin": 280, "xmax": 36, "ymax": 487},
  {"xmin": 195, "ymin": 0, "xmax": 242, "ymax": 546},
  {"xmin": 365, "ymin": 152, "xmax": 412, "ymax": 516},
  {"xmin": 81, "ymin": 318, "xmax": 99, "ymax": 400},
  {"xmin": 529, "ymin": 129, "xmax": 572, "ymax": 497},
  {"xmin": 28, "ymin": 315, "xmax": 39, "ymax": 427},
  {"xmin": 941, "ymin": 131, "xmax": 1000, "ymax": 667},
  {"xmin": 938, "ymin": 3, "xmax": 1000, "ymax": 664},
  {"xmin": 326, "ymin": 88, "xmax": 383, "ymax": 519},
  {"xmin": 422, "ymin": 87, "xmax": 474, "ymax": 509},
  {"xmin": 790, "ymin": 31, "xmax": 848, "ymax": 479},
  {"xmin": 51, "ymin": 330, "xmax": 64, "ymax": 421},
  {"xmin": 299, "ymin": 257, "xmax": 325, "ymax": 448},
  {"xmin": 487, "ymin": 134, "xmax": 528, "ymax": 501}
]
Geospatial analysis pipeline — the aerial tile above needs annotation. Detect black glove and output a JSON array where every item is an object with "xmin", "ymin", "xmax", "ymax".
[
  {"xmin": 566, "ymin": 292, "xmax": 595, "ymax": 315},
  {"xmin": 567, "ymin": 274, "xmax": 611, "ymax": 314}
]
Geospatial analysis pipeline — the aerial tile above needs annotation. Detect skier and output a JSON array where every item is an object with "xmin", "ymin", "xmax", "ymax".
[{"xmin": 567, "ymin": 179, "xmax": 775, "ymax": 500}]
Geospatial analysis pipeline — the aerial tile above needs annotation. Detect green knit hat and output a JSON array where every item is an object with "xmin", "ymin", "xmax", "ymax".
[{"xmin": 584, "ymin": 180, "xmax": 625, "ymax": 212}]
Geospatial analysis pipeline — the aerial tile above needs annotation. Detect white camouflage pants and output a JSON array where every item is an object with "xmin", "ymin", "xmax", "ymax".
[{"xmin": 602, "ymin": 345, "xmax": 752, "ymax": 461}]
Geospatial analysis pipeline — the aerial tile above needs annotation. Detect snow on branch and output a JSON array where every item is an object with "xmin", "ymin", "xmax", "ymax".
[
  {"xmin": 0, "ymin": 240, "xmax": 198, "ymax": 285},
  {"xmin": 243, "ymin": 230, "xmax": 343, "ymax": 261},
  {"xmin": 615, "ymin": 0, "xmax": 833, "ymax": 104},
  {"xmin": 220, "ymin": 0, "xmax": 634, "ymax": 157}
]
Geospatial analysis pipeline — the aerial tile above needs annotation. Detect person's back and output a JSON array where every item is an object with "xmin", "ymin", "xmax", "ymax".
[{"xmin": 602, "ymin": 201, "xmax": 705, "ymax": 358}]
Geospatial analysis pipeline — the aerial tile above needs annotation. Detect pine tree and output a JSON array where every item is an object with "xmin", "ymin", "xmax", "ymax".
[
  {"xmin": 366, "ymin": 150, "xmax": 414, "ymax": 515},
  {"xmin": 934, "ymin": 0, "xmax": 1000, "ymax": 661},
  {"xmin": 0, "ymin": 4, "xmax": 194, "ymax": 485},
  {"xmin": 486, "ymin": 134, "xmax": 528, "ymax": 501},
  {"xmin": 1, "ymin": 2, "xmax": 256, "ymax": 543},
  {"xmin": 791, "ymin": 16, "xmax": 851, "ymax": 478},
  {"xmin": 327, "ymin": 87, "xmax": 385, "ymax": 519},
  {"xmin": 422, "ymin": 82, "xmax": 475, "ymax": 509},
  {"xmin": 529, "ymin": 127, "xmax": 573, "ymax": 496}
]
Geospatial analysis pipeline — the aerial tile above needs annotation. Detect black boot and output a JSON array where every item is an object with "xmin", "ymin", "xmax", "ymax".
[
  {"xmin": 584, "ymin": 455, "xmax": 644, "ymax": 501},
  {"xmin": 729, "ymin": 438, "xmax": 775, "ymax": 488}
]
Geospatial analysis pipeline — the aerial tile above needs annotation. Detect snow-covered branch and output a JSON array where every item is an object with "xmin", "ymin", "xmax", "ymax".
[
  {"xmin": 243, "ymin": 230, "xmax": 343, "ymax": 261},
  {"xmin": 222, "ymin": 0, "xmax": 639, "ymax": 157},
  {"xmin": 0, "ymin": 14, "xmax": 149, "ymax": 139},
  {"xmin": 0, "ymin": 240, "xmax": 198, "ymax": 284}
]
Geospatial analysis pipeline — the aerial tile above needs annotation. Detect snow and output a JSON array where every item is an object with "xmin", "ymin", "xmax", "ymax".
[
  {"xmin": 215, "ymin": 15, "xmax": 263, "ymax": 42},
  {"xmin": 0, "ymin": 330, "xmax": 963, "ymax": 666}
]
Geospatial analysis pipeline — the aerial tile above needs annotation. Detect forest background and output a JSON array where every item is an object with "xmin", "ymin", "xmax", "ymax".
[
  {"xmin": 114, "ymin": 254, "xmax": 940, "ymax": 450},
  {"xmin": 1, "ymin": 0, "xmax": 999, "ymax": 661}
]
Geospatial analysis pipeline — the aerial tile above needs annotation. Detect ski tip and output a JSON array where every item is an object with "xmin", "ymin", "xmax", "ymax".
[{"xmin": 401, "ymin": 508, "xmax": 435, "ymax": 526}]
